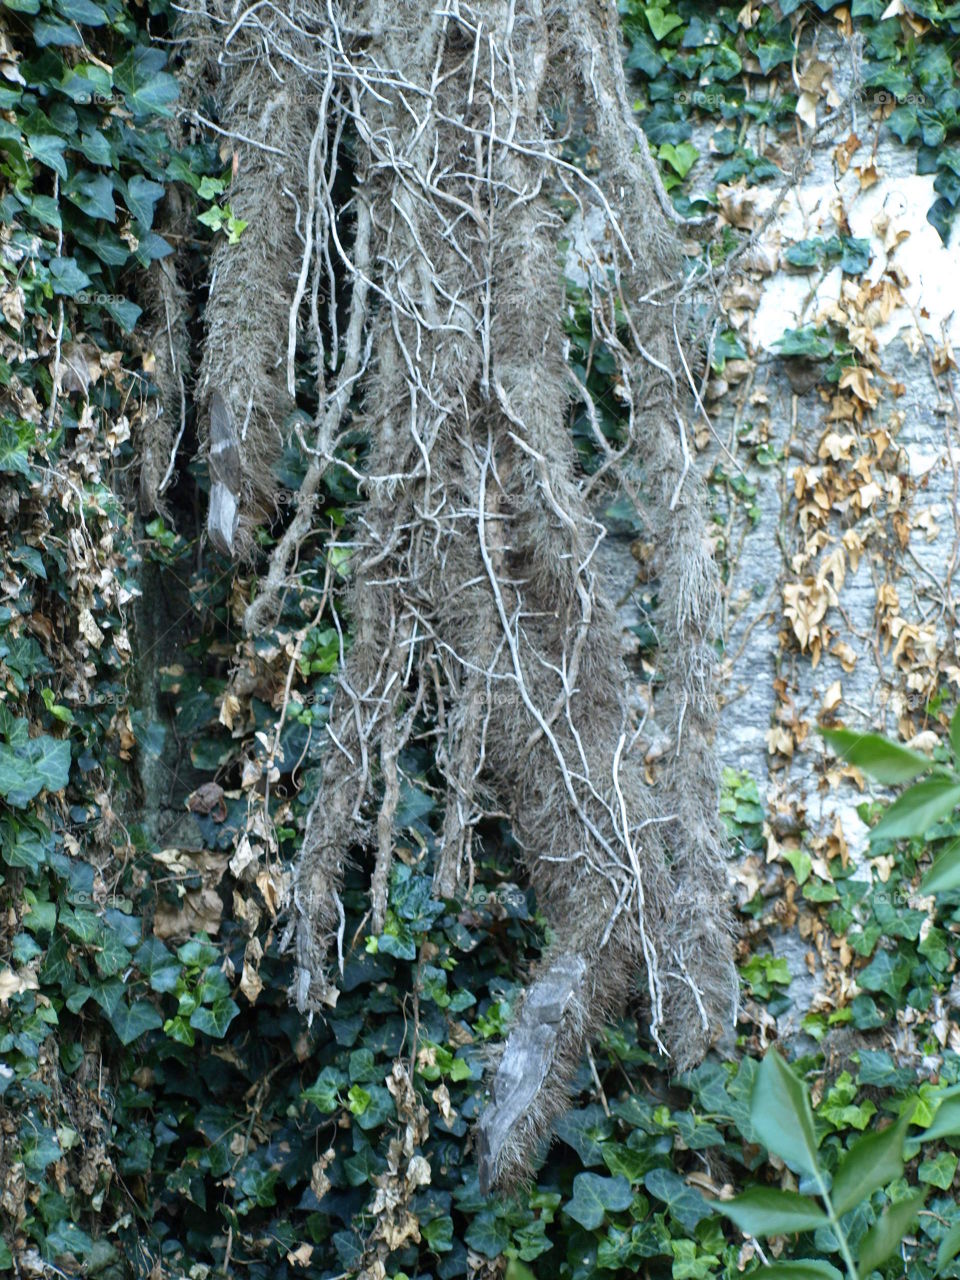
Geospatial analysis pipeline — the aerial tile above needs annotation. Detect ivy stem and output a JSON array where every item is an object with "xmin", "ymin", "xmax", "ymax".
[{"xmin": 816, "ymin": 1171, "xmax": 859, "ymax": 1280}]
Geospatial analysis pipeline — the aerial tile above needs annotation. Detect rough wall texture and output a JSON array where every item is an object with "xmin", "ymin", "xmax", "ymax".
[{"xmin": 580, "ymin": 34, "xmax": 960, "ymax": 1045}]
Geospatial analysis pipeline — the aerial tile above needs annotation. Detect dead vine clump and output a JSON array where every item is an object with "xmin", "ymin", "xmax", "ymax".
[
  {"xmin": 138, "ymin": 187, "xmax": 191, "ymax": 517},
  {"xmin": 177, "ymin": 0, "xmax": 737, "ymax": 1187}
]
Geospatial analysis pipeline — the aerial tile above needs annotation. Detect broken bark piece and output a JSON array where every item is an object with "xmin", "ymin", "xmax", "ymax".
[
  {"xmin": 477, "ymin": 954, "xmax": 587, "ymax": 1193},
  {"xmin": 207, "ymin": 390, "xmax": 241, "ymax": 556}
]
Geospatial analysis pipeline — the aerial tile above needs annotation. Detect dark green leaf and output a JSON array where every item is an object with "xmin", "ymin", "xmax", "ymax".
[
  {"xmin": 937, "ymin": 1221, "xmax": 960, "ymax": 1273},
  {"xmin": 48, "ymin": 256, "xmax": 91, "ymax": 297},
  {"xmin": 643, "ymin": 1169, "xmax": 711, "ymax": 1230},
  {"xmin": 858, "ymin": 1190, "xmax": 926, "ymax": 1274},
  {"xmin": 830, "ymin": 1109, "xmax": 912, "ymax": 1215},
  {"xmin": 303, "ymin": 1066, "xmax": 345, "ymax": 1113},
  {"xmin": 102, "ymin": 297, "xmax": 141, "ymax": 333},
  {"xmin": 26, "ymin": 132, "xmax": 67, "ymax": 179},
  {"xmin": 775, "ymin": 327, "xmax": 835, "ymax": 360},
  {"xmin": 719, "ymin": 1188, "xmax": 828, "ymax": 1236},
  {"xmin": 555, "ymin": 1105, "xmax": 614, "ymax": 1166},
  {"xmin": 565, "ymin": 1173, "xmax": 633, "ymax": 1230},
  {"xmin": 108, "ymin": 1000, "xmax": 163, "ymax": 1046},
  {"xmin": 33, "ymin": 15, "xmax": 82, "ymax": 46},
  {"xmin": 64, "ymin": 171, "xmax": 116, "ymax": 222},
  {"xmin": 858, "ymin": 946, "xmax": 912, "ymax": 999},
  {"xmin": 113, "ymin": 47, "xmax": 179, "ymax": 118},
  {"xmin": 124, "ymin": 174, "xmax": 164, "ymax": 229},
  {"xmin": 189, "ymin": 996, "xmax": 239, "ymax": 1039},
  {"xmin": 464, "ymin": 1212, "xmax": 510, "ymax": 1258},
  {"xmin": 840, "ymin": 237, "xmax": 871, "ymax": 275},
  {"xmin": 0, "ymin": 734, "xmax": 70, "ymax": 807},
  {"xmin": 55, "ymin": 0, "xmax": 107, "ymax": 22}
]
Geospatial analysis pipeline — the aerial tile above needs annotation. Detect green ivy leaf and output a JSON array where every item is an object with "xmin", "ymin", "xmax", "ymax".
[
  {"xmin": 555, "ymin": 1104, "xmax": 614, "ymax": 1165},
  {"xmin": 644, "ymin": 6, "xmax": 683, "ymax": 40},
  {"xmin": 919, "ymin": 1151, "xmax": 958, "ymax": 1189},
  {"xmin": 839, "ymin": 236, "xmax": 871, "ymax": 275},
  {"xmin": 26, "ymin": 132, "xmax": 67, "ymax": 179},
  {"xmin": 124, "ymin": 175, "xmax": 164, "ymax": 229},
  {"xmin": 48, "ymin": 255, "xmax": 91, "ymax": 297},
  {"xmin": 354, "ymin": 1083, "xmax": 394, "ymax": 1130},
  {"xmin": 659, "ymin": 141, "xmax": 699, "ymax": 177},
  {"xmin": 303, "ymin": 1066, "xmax": 345, "ymax": 1113},
  {"xmin": 565, "ymin": 1173, "xmax": 633, "ymax": 1230},
  {"xmin": 113, "ymin": 47, "xmax": 179, "ymax": 119},
  {"xmin": 0, "ymin": 734, "xmax": 70, "ymax": 807},
  {"xmin": 858, "ymin": 946, "xmax": 912, "ymax": 1000},
  {"xmin": 643, "ymin": 1169, "xmax": 711, "ymax": 1231},
  {"xmin": 422, "ymin": 1215, "xmax": 453, "ymax": 1253},
  {"xmin": 134, "ymin": 938, "xmax": 181, "ymax": 992},
  {"xmin": 56, "ymin": 0, "xmax": 108, "ymax": 22},
  {"xmin": 775, "ymin": 327, "xmax": 835, "ymax": 360},
  {"xmin": 189, "ymin": 996, "xmax": 239, "ymax": 1039},
  {"xmin": 922, "ymin": 837, "xmax": 960, "ymax": 893},
  {"xmin": 64, "ymin": 171, "xmax": 116, "ymax": 222},
  {"xmin": 108, "ymin": 999, "xmax": 163, "ymax": 1046},
  {"xmin": 464, "ymin": 1212, "xmax": 510, "ymax": 1258}
]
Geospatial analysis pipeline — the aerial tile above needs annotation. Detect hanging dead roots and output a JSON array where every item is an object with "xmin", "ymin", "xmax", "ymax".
[{"xmin": 179, "ymin": 0, "xmax": 737, "ymax": 1188}]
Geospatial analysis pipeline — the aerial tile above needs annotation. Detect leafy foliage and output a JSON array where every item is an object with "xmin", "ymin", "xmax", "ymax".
[{"xmin": 3, "ymin": 1, "xmax": 960, "ymax": 1279}]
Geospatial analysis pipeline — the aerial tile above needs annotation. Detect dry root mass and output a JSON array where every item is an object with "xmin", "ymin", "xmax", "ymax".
[{"xmin": 165, "ymin": 0, "xmax": 737, "ymax": 1189}]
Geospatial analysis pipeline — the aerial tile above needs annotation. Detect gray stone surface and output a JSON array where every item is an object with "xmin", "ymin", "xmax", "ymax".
[{"xmin": 579, "ymin": 54, "xmax": 960, "ymax": 1033}]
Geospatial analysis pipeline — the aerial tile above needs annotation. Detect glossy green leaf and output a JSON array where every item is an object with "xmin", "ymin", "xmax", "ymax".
[
  {"xmin": 871, "ymin": 778, "xmax": 960, "ymax": 843},
  {"xmin": 124, "ymin": 174, "xmax": 164, "ymax": 229},
  {"xmin": 751, "ymin": 1264, "xmax": 843, "ymax": 1280},
  {"xmin": 937, "ymin": 1220, "xmax": 960, "ymax": 1273},
  {"xmin": 921, "ymin": 837, "xmax": 960, "ymax": 893},
  {"xmin": 48, "ymin": 255, "xmax": 91, "ymax": 297},
  {"xmin": 718, "ymin": 1188, "xmax": 828, "ymax": 1236},
  {"xmin": 751, "ymin": 1049, "xmax": 820, "ymax": 1177},
  {"xmin": 920, "ymin": 1088, "xmax": 960, "ymax": 1142},
  {"xmin": 64, "ymin": 171, "xmax": 116, "ymax": 222},
  {"xmin": 819, "ymin": 727, "xmax": 934, "ymax": 784},
  {"xmin": 830, "ymin": 1108, "xmax": 912, "ymax": 1215},
  {"xmin": 464, "ymin": 1212, "xmax": 510, "ymax": 1259}
]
